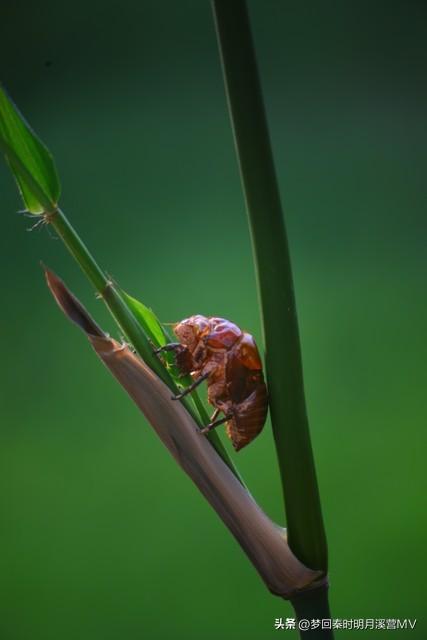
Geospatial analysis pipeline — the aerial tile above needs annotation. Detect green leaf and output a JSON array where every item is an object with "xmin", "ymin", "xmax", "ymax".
[
  {"xmin": 121, "ymin": 290, "xmax": 181, "ymax": 379},
  {"xmin": 0, "ymin": 85, "xmax": 60, "ymax": 213},
  {"xmin": 122, "ymin": 291, "xmax": 167, "ymax": 348}
]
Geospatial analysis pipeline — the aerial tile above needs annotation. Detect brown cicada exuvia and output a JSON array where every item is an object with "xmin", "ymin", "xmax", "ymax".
[{"xmin": 156, "ymin": 315, "xmax": 268, "ymax": 451}]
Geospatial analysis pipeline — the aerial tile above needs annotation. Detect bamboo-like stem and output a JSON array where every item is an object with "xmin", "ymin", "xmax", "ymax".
[
  {"xmin": 212, "ymin": 0, "xmax": 328, "ymax": 572},
  {"xmin": 212, "ymin": 2, "xmax": 332, "ymax": 634},
  {"xmin": 46, "ymin": 208, "xmax": 238, "ymax": 477},
  {"xmin": 291, "ymin": 586, "xmax": 333, "ymax": 638},
  {"xmin": 49, "ymin": 208, "xmax": 168, "ymax": 380},
  {"xmin": 48, "ymin": 209, "xmax": 106, "ymax": 292}
]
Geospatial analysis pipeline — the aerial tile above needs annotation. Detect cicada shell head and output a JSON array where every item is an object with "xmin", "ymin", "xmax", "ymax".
[{"xmin": 173, "ymin": 315, "xmax": 210, "ymax": 352}]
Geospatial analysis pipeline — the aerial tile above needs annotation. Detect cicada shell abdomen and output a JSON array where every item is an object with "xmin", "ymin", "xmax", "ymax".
[
  {"xmin": 223, "ymin": 335, "xmax": 268, "ymax": 451},
  {"xmin": 226, "ymin": 376, "xmax": 268, "ymax": 451}
]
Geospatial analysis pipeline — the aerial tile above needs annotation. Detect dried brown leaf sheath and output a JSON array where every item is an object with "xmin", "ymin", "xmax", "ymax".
[{"xmin": 45, "ymin": 268, "xmax": 324, "ymax": 598}]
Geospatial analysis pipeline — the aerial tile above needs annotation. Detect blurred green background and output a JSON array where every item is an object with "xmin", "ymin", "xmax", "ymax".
[{"xmin": 1, "ymin": 1, "xmax": 426, "ymax": 638}]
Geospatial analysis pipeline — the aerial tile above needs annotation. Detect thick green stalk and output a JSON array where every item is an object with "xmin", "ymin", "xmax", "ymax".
[
  {"xmin": 212, "ymin": 0, "xmax": 328, "ymax": 572},
  {"xmin": 291, "ymin": 586, "xmax": 333, "ymax": 638}
]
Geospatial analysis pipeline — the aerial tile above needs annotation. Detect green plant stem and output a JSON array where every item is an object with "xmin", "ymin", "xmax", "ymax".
[
  {"xmin": 291, "ymin": 586, "xmax": 333, "ymax": 638},
  {"xmin": 212, "ymin": 0, "xmax": 328, "ymax": 572},
  {"xmin": 48, "ymin": 207, "xmax": 240, "ymax": 478},
  {"xmin": 49, "ymin": 208, "xmax": 105, "ymax": 291},
  {"xmin": 50, "ymin": 208, "xmax": 164, "ymax": 378}
]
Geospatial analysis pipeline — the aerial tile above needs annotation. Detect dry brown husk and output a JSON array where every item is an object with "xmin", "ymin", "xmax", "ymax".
[{"xmin": 45, "ymin": 268, "xmax": 325, "ymax": 599}]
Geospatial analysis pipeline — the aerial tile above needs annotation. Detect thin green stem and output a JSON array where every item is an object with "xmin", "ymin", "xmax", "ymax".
[
  {"xmin": 48, "ymin": 208, "xmax": 240, "ymax": 479},
  {"xmin": 50, "ymin": 208, "xmax": 164, "ymax": 378},
  {"xmin": 49, "ymin": 209, "xmax": 106, "ymax": 291},
  {"xmin": 212, "ymin": 0, "xmax": 328, "ymax": 572}
]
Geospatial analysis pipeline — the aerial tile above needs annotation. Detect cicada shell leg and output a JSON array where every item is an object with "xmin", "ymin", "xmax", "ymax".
[
  {"xmin": 200, "ymin": 409, "xmax": 234, "ymax": 435},
  {"xmin": 153, "ymin": 342, "xmax": 181, "ymax": 354},
  {"xmin": 210, "ymin": 408, "xmax": 220, "ymax": 423},
  {"xmin": 155, "ymin": 341, "xmax": 195, "ymax": 378},
  {"xmin": 171, "ymin": 372, "xmax": 209, "ymax": 400}
]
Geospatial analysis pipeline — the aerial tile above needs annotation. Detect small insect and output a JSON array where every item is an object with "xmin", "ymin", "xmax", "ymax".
[{"xmin": 156, "ymin": 315, "xmax": 268, "ymax": 451}]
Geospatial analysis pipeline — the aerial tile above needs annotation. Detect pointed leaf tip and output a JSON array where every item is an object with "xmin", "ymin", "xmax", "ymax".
[
  {"xmin": 122, "ymin": 291, "xmax": 167, "ymax": 348},
  {"xmin": 0, "ymin": 85, "xmax": 61, "ymax": 213}
]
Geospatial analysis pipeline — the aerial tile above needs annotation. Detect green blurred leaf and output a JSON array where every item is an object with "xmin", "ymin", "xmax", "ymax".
[
  {"xmin": 122, "ymin": 291, "xmax": 167, "ymax": 348},
  {"xmin": 0, "ymin": 85, "xmax": 60, "ymax": 213}
]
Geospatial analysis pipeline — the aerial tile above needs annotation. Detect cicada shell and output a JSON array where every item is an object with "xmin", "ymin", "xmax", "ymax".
[{"xmin": 158, "ymin": 316, "xmax": 268, "ymax": 451}]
